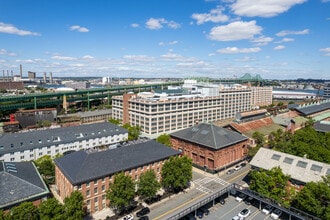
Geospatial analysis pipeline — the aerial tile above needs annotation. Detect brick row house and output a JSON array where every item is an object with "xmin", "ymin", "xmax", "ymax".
[
  {"xmin": 54, "ymin": 140, "xmax": 180, "ymax": 214},
  {"xmin": 170, "ymin": 123, "xmax": 249, "ymax": 172}
]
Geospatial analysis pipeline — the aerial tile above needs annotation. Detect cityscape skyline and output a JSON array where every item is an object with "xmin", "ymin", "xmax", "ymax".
[{"xmin": 0, "ymin": 0, "xmax": 329, "ymax": 80}]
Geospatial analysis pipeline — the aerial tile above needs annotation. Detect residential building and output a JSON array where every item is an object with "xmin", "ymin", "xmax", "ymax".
[
  {"xmin": 0, "ymin": 122, "xmax": 128, "ymax": 162},
  {"xmin": 112, "ymin": 83, "xmax": 256, "ymax": 135},
  {"xmin": 323, "ymin": 84, "xmax": 330, "ymax": 99},
  {"xmin": 170, "ymin": 123, "xmax": 249, "ymax": 172},
  {"xmin": 54, "ymin": 140, "xmax": 180, "ymax": 214},
  {"xmin": 0, "ymin": 161, "xmax": 50, "ymax": 211}
]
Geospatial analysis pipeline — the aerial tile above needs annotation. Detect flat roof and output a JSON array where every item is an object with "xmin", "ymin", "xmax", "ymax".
[{"xmin": 250, "ymin": 148, "xmax": 330, "ymax": 184}]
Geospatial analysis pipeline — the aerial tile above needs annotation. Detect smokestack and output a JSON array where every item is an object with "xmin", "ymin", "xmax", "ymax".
[
  {"xmin": 43, "ymin": 72, "xmax": 47, "ymax": 83},
  {"xmin": 2, "ymin": 70, "xmax": 4, "ymax": 80},
  {"xmin": 49, "ymin": 72, "xmax": 53, "ymax": 84},
  {"xmin": 20, "ymin": 64, "xmax": 22, "ymax": 78},
  {"xmin": 7, "ymin": 70, "xmax": 9, "ymax": 81}
]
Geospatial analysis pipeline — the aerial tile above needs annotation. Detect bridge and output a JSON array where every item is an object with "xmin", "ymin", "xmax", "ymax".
[{"xmin": 0, "ymin": 82, "xmax": 182, "ymax": 112}]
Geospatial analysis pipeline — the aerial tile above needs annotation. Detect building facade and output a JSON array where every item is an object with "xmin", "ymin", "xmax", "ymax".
[
  {"xmin": 251, "ymin": 86, "xmax": 273, "ymax": 107},
  {"xmin": 15, "ymin": 108, "xmax": 57, "ymax": 128},
  {"xmin": 0, "ymin": 122, "xmax": 128, "ymax": 162},
  {"xmin": 170, "ymin": 123, "xmax": 249, "ymax": 172},
  {"xmin": 112, "ymin": 84, "xmax": 256, "ymax": 135},
  {"xmin": 55, "ymin": 140, "xmax": 180, "ymax": 214}
]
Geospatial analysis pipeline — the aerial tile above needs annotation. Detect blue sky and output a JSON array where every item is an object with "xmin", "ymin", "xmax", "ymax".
[{"xmin": 0, "ymin": 0, "xmax": 329, "ymax": 79}]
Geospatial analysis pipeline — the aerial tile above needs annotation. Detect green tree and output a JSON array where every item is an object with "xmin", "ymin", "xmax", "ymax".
[
  {"xmin": 11, "ymin": 202, "xmax": 39, "ymax": 220},
  {"xmin": 0, "ymin": 210, "xmax": 9, "ymax": 220},
  {"xmin": 249, "ymin": 167, "xmax": 290, "ymax": 206},
  {"xmin": 109, "ymin": 118, "xmax": 121, "ymax": 125},
  {"xmin": 64, "ymin": 191, "xmax": 84, "ymax": 220},
  {"xmin": 161, "ymin": 156, "xmax": 192, "ymax": 193},
  {"xmin": 156, "ymin": 134, "xmax": 172, "ymax": 147},
  {"xmin": 291, "ymin": 175, "xmax": 330, "ymax": 220},
  {"xmin": 122, "ymin": 123, "xmax": 140, "ymax": 140},
  {"xmin": 252, "ymin": 131, "xmax": 265, "ymax": 147},
  {"xmin": 34, "ymin": 155, "xmax": 55, "ymax": 184},
  {"xmin": 106, "ymin": 172, "xmax": 135, "ymax": 213},
  {"xmin": 137, "ymin": 170, "xmax": 161, "ymax": 201},
  {"xmin": 39, "ymin": 198, "xmax": 65, "ymax": 220}
]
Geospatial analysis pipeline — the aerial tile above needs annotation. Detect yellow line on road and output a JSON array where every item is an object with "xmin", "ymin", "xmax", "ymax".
[
  {"xmin": 227, "ymin": 169, "xmax": 250, "ymax": 183},
  {"xmin": 154, "ymin": 193, "xmax": 207, "ymax": 220}
]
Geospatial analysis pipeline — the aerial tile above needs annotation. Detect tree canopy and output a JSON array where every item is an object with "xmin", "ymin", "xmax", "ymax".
[
  {"xmin": 249, "ymin": 167, "xmax": 291, "ymax": 206},
  {"xmin": 34, "ymin": 155, "xmax": 55, "ymax": 185},
  {"xmin": 137, "ymin": 170, "xmax": 161, "ymax": 200},
  {"xmin": 106, "ymin": 172, "xmax": 135, "ymax": 213},
  {"xmin": 39, "ymin": 198, "xmax": 64, "ymax": 220},
  {"xmin": 274, "ymin": 126, "xmax": 330, "ymax": 163},
  {"xmin": 156, "ymin": 134, "xmax": 172, "ymax": 147},
  {"xmin": 291, "ymin": 175, "xmax": 330, "ymax": 220},
  {"xmin": 161, "ymin": 156, "xmax": 192, "ymax": 192},
  {"xmin": 11, "ymin": 202, "xmax": 39, "ymax": 220},
  {"xmin": 63, "ymin": 191, "xmax": 84, "ymax": 220},
  {"xmin": 122, "ymin": 123, "xmax": 140, "ymax": 141}
]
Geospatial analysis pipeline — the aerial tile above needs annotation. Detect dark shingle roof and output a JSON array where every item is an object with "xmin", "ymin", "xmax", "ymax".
[
  {"xmin": 55, "ymin": 140, "xmax": 180, "ymax": 185},
  {"xmin": 294, "ymin": 100, "xmax": 330, "ymax": 115},
  {"xmin": 0, "ymin": 162, "xmax": 50, "ymax": 209},
  {"xmin": 0, "ymin": 121, "xmax": 127, "ymax": 154},
  {"xmin": 170, "ymin": 123, "xmax": 248, "ymax": 150}
]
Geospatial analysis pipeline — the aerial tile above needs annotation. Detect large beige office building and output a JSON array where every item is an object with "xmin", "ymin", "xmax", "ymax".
[{"xmin": 111, "ymin": 83, "xmax": 270, "ymax": 135}]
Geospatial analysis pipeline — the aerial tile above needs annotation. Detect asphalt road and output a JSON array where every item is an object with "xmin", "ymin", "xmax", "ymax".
[{"xmin": 146, "ymin": 165, "xmax": 251, "ymax": 220}]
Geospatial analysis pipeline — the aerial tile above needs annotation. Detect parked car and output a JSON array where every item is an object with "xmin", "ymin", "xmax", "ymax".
[
  {"xmin": 232, "ymin": 216, "xmax": 240, "ymax": 220},
  {"xmin": 262, "ymin": 205, "xmax": 273, "ymax": 215},
  {"xmin": 136, "ymin": 207, "xmax": 150, "ymax": 217},
  {"xmin": 196, "ymin": 209, "xmax": 203, "ymax": 218},
  {"xmin": 226, "ymin": 169, "xmax": 235, "ymax": 174},
  {"xmin": 240, "ymin": 162, "xmax": 247, "ymax": 167},
  {"xmin": 245, "ymin": 196, "xmax": 253, "ymax": 205},
  {"xmin": 122, "ymin": 214, "xmax": 134, "ymax": 220},
  {"xmin": 138, "ymin": 216, "xmax": 149, "ymax": 220},
  {"xmin": 238, "ymin": 208, "xmax": 251, "ymax": 219},
  {"xmin": 219, "ymin": 198, "xmax": 226, "ymax": 205},
  {"xmin": 199, "ymin": 206, "xmax": 209, "ymax": 216},
  {"xmin": 234, "ymin": 165, "xmax": 242, "ymax": 171},
  {"xmin": 235, "ymin": 193, "xmax": 247, "ymax": 202},
  {"xmin": 270, "ymin": 209, "xmax": 282, "ymax": 219}
]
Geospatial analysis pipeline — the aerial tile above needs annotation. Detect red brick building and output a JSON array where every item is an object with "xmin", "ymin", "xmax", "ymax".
[
  {"xmin": 170, "ymin": 123, "xmax": 249, "ymax": 172},
  {"xmin": 54, "ymin": 140, "xmax": 180, "ymax": 214}
]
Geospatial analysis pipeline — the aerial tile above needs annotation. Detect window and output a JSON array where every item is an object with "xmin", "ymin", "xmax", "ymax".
[
  {"xmin": 94, "ymin": 188, "xmax": 98, "ymax": 194},
  {"xmin": 296, "ymin": 161, "xmax": 308, "ymax": 168},
  {"xmin": 86, "ymin": 182, "xmax": 90, "ymax": 187},
  {"xmin": 102, "ymin": 185, "xmax": 105, "ymax": 192},
  {"xmin": 271, "ymin": 154, "xmax": 281, "ymax": 161},
  {"xmin": 310, "ymin": 164, "xmax": 322, "ymax": 172},
  {"xmin": 94, "ymin": 197, "xmax": 98, "ymax": 203},
  {"xmin": 94, "ymin": 180, "xmax": 98, "ymax": 185},
  {"xmin": 86, "ymin": 189, "xmax": 90, "ymax": 196},
  {"xmin": 283, "ymin": 157, "xmax": 294, "ymax": 164}
]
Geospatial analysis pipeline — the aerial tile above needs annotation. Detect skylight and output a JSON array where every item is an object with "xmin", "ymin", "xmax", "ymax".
[
  {"xmin": 283, "ymin": 157, "xmax": 294, "ymax": 164},
  {"xmin": 310, "ymin": 164, "xmax": 322, "ymax": 172},
  {"xmin": 296, "ymin": 161, "xmax": 308, "ymax": 169},
  {"xmin": 271, "ymin": 154, "xmax": 281, "ymax": 161}
]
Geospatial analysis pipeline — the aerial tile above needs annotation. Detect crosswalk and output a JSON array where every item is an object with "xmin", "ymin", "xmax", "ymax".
[{"xmin": 194, "ymin": 177, "xmax": 229, "ymax": 193}]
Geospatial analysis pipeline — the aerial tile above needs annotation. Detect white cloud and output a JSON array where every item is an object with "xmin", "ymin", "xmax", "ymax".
[
  {"xmin": 276, "ymin": 38, "xmax": 295, "ymax": 43},
  {"xmin": 159, "ymin": 41, "xmax": 178, "ymax": 46},
  {"xmin": 274, "ymin": 45, "xmax": 285, "ymax": 50},
  {"xmin": 217, "ymin": 47, "xmax": 261, "ymax": 54},
  {"xmin": 145, "ymin": 18, "xmax": 180, "ymax": 30},
  {"xmin": 320, "ymin": 47, "xmax": 330, "ymax": 56},
  {"xmin": 0, "ymin": 49, "xmax": 17, "ymax": 56},
  {"xmin": 123, "ymin": 55, "xmax": 155, "ymax": 62},
  {"xmin": 276, "ymin": 29, "xmax": 309, "ymax": 36},
  {"xmin": 82, "ymin": 55, "xmax": 94, "ymax": 59},
  {"xmin": 251, "ymin": 36, "xmax": 273, "ymax": 46},
  {"xmin": 51, "ymin": 55, "xmax": 77, "ymax": 61},
  {"xmin": 209, "ymin": 20, "xmax": 262, "ymax": 41},
  {"xmin": 191, "ymin": 6, "xmax": 229, "ymax": 25},
  {"xmin": 15, "ymin": 59, "xmax": 38, "ymax": 64},
  {"xmin": 237, "ymin": 56, "xmax": 256, "ymax": 62},
  {"xmin": 231, "ymin": 0, "xmax": 307, "ymax": 17},
  {"xmin": 321, "ymin": 0, "xmax": 330, "ymax": 3},
  {"xmin": 131, "ymin": 23, "xmax": 139, "ymax": 28},
  {"xmin": 0, "ymin": 22, "xmax": 39, "ymax": 36},
  {"xmin": 69, "ymin": 25, "xmax": 89, "ymax": 33}
]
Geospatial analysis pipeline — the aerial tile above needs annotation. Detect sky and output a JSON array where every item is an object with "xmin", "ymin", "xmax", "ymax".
[{"xmin": 0, "ymin": 0, "xmax": 329, "ymax": 80}]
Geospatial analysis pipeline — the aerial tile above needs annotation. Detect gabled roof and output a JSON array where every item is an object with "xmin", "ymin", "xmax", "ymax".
[
  {"xmin": 0, "ymin": 161, "xmax": 50, "ymax": 209},
  {"xmin": 170, "ymin": 123, "xmax": 248, "ymax": 150},
  {"xmin": 250, "ymin": 148, "xmax": 330, "ymax": 184},
  {"xmin": 294, "ymin": 100, "xmax": 330, "ymax": 116},
  {"xmin": 55, "ymin": 140, "xmax": 180, "ymax": 185},
  {"xmin": 0, "ymin": 121, "xmax": 127, "ymax": 154}
]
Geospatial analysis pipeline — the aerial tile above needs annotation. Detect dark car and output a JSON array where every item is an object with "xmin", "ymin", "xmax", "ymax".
[
  {"xmin": 136, "ymin": 207, "xmax": 150, "ymax": 217},
  {"xmin": 226, "ymin": 169, "xmax": 234, "ymax": 174},
  {"xmin": 196, "ymin": 209, "xmax": 204, "ymax": 218},
  {"xmin": 199, "ymin": 206, "xmax": 209, "ymax": 216},
  {"xmin": 138, "ymin": 216, "xmax": 149, "ymax": 220},
  {"xmin": 219, "ymin": 198, "xmax": 226, "ymax": 205},
  {"xmin": 245, "ymin": 196, "xmax": 253, "ymax": 205}
]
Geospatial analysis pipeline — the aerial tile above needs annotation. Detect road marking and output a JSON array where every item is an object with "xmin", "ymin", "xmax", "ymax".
[
  {"xmin": 153, "ymin": 193, "xmax": 206, "ymax": 220},
  {"xmin": 227, "ymin": 169, "xmax": 250, "ymax": 183}
]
